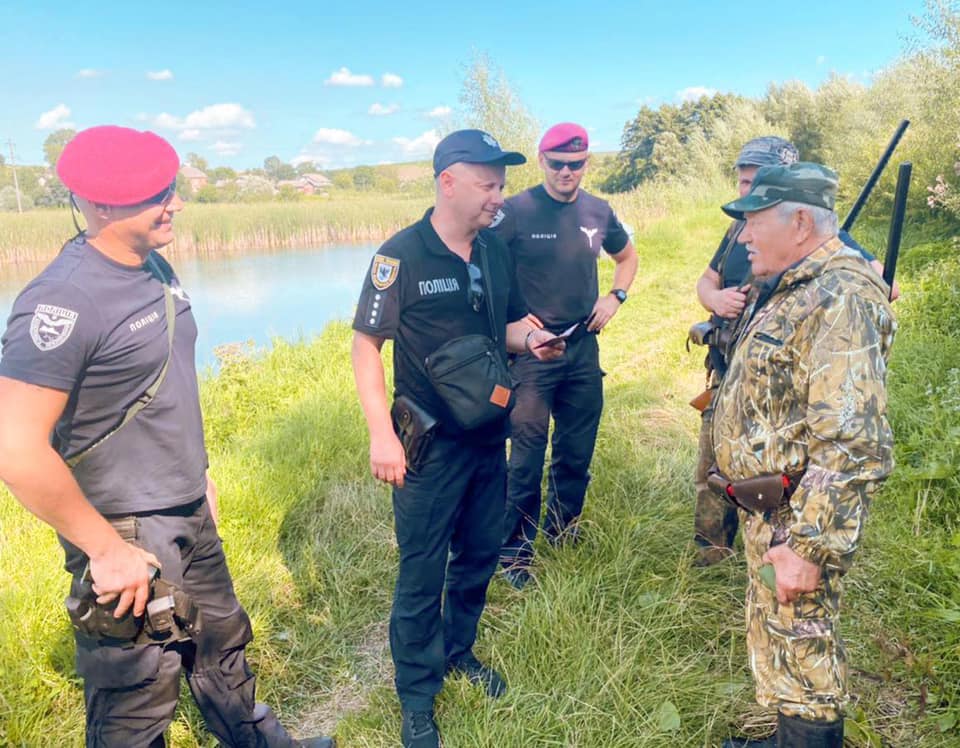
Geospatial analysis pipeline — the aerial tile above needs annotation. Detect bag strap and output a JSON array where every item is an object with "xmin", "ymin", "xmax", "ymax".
[
  {"xmin": 475, "ymin": 232, "xmax": 499, "ymax": 344},
  {"xmin": 66, "ymin": 254, "xmax": 176, "ymax": 468}
]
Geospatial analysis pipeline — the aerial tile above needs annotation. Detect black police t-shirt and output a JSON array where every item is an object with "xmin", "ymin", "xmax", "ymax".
[
  {"xmin": 492, "ymin": 185, "xmax": 629, "ymax": 330},
  {"xmin": 352, "ymin": 209, "xmax": 528, "ymax": 441},
  {"xmin": 0, "ymin": 238, "xmax": 208, "ymax": 514}
]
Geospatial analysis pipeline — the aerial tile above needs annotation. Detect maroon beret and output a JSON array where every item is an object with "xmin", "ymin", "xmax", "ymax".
[
  {"xmin": 56, "ymin": 125, "xmax": 180, "ymax": 206},
  {"xmin": 539, "ymin": 122, "xmax": 589, "ymax": 153}
]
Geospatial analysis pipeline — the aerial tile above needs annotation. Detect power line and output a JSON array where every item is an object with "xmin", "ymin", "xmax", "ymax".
[{"xmin": 5, "ymin": 139, "xmax": 23, "ymax": 214}]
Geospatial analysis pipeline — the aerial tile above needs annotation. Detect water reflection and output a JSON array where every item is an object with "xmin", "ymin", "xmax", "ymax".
[{"xmin": 0, "ymin": 243, "xmax": 377, "ymax": 370}]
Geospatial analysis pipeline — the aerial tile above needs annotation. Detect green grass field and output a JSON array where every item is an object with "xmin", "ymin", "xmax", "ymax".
[{"xmin": 0, "ymin": 188, "xmax": 958, "ymax": 746}]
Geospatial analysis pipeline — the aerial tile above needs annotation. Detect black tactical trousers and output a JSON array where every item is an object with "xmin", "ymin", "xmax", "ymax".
[
  {"xmin": 390, "ymin": 434, "xmax": 505, "ymax": 711},
  {"xmin": 501, "ymin": 334, "xmax": 603, "ymax": 569},
  {"xmin": 63, "ymin": 497, "xmax": 292, "ymax": 748}
]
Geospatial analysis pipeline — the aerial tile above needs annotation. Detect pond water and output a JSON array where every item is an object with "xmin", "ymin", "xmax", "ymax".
[{"xmin": 0, "ymin": 243, "xmax": 378, "ymax": 371}]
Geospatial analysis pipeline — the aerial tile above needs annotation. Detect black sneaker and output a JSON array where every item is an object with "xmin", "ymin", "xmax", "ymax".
[
  {"xmin": 401, "ymin": 710, "xmax": 440, "ymax": 748},
  {"xmin": 501, "ymin": 566, "xmax": 531, "ymax": 590},
  {"xmin": 446, "ymin": 654, "xmax": 507, "ymax": 698}
]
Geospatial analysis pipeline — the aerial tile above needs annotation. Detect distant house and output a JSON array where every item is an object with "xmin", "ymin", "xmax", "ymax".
[
  {"xmin": 180, "ymin": 165, "xmax": 208, "ymax": 191},
  {"xmin": 278, "ymin": 173, "xmax": 334, "ymax": 195}
]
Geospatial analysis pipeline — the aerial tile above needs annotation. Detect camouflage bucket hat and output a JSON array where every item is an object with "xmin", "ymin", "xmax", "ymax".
[
  {"xmin": 734, "ymin": 136, "xmax": 799, "ymax": 168},
  {"xmin": 721, "ymin": 162, "xmax": 838, "ymax": 219}
]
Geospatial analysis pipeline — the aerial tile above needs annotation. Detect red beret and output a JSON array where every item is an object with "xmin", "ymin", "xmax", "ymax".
[
  {"xmin": 539, "ymin": 122, "xmax": 589, "ymax": 153},
  {"xmin": 57, "ymin": 126, "xmax": 180, "ymax": 206}
]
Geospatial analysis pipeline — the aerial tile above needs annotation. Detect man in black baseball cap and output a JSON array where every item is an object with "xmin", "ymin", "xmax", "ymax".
[
  {"xmin": 432, "ymin": 128, "xmax": 526, "ymax": 176},
  {"xmin": 353, "ymin": 130, "xmax": 561, "ymax": 747}
]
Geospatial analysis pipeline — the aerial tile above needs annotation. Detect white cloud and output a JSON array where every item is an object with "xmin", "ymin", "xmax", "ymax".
[
  {"xmin": 184, "ymin": 103, "xmax": 255, "ymax": 129},
  {"xmin": 325, "ymin": 67, "xmax": 375, "ymax": 87},
  {"xmin": 382, "ymin": 72, "xmax": 403, "ymax": 88},
  {"xmin": 392, "ymin": 129, "xmax": 441, "ymax": 157},
  {"xmin": 150, "ymin": 103, "xmax": 255, "ymax": 133},
  {"xmin": 313, "ymin": 128, "xmax": 368, "ymax": 146},
  {"xmin": 677, "ymin": 86, "xmax": 717, "ymax": 102},
  {"xmin": 425, "ymin": 105, "xmax": 451, "ymax": 119},
  {"xmin": 35, "ymin": 104, "xmax": 74, "ymax": 130},
  {"xmin": 76, "ymin": 68, "xmax": 103, "ymax": 79},
  {"xmin": 368, "ymin": 102, "xmax": 400, "ymax": 116},
  {"xmin": 147, "ymin": 69, "xmax": 174, "ymax": 81},
  {"xmin": 210, "ymin": 141, "xmax": 241, "ymax": 155}
]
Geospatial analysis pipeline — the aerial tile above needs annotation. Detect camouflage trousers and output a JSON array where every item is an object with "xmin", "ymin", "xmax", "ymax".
[
  {"xmin": 694, "ymin": 397, "xmax": 739, "ymax": 560},
  {"xmin": 743, "ymin": 511, "xmax": 847, "ymax": 721}
]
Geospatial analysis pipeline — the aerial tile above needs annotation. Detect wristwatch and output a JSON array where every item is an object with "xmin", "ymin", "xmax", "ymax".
[{"xmin": 611, "ymin": 288, "xmax": 628, "ymax": 304}]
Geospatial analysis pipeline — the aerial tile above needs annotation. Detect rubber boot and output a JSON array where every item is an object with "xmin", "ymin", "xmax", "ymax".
[{"xmin": 777, "ymin": 712, "xmax": 844, "ymax": 747}]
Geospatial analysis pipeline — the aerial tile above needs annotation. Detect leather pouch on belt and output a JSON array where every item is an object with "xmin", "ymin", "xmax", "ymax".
[{"xmin": 708, "ymin": 472, "xmax": 787, "ymax": 513}]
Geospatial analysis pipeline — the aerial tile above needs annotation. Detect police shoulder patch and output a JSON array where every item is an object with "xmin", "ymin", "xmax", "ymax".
[
  {"xmin": 30, "ymin": 304, "xmax": 79, "ymax": 351},
  {"xmin": 489, "ymin": 208, "xmax": 506, "ymax": 229},
  {"xmin": 371, "ymin": 254, "xmax": 400, "ymax": 290}
]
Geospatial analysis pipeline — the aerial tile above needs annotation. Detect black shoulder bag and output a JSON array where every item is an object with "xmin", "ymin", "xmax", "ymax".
[{"xmin": 424, "ymin": 234, "xmax": 516, "ymax": 431}]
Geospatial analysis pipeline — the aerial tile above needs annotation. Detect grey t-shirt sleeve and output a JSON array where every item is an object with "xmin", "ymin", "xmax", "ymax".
[
  {"xmin": 352, "ymin": 251, "xmax": 402, "ymax": 339},
  {"xmin": 0, "ymin": 280, "xmax": 101, "ymax": 391}
]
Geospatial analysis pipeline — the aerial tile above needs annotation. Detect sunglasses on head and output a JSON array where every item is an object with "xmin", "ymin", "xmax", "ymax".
[
  {"xmin": 140, "ymin": 181, "xmax": 178, "ymax": 207},
  {"xmin": 466, "ymin": 262, "xmax": 484, "ymax": 312},
  {"xmin": 544, "ymin": 157, "xmax": 587, "ymax": 172}
]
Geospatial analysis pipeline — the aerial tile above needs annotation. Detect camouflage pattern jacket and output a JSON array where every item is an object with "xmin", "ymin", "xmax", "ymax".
[{"xmin": 712, "ymin": 236, "xmax": 896, "ymax": 572}]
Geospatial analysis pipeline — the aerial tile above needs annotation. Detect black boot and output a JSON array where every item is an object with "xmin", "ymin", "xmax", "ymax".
[
  {"xmin": 721, "ymin": 734, "xmax": 776, "ymax": 748},
  {"xmin": 252, "ymin": 703, "xmax": 336, "ymax": 748},
  {"xmin": 777, "ymin": 712, "xmax": 843, "ymax": 747}
]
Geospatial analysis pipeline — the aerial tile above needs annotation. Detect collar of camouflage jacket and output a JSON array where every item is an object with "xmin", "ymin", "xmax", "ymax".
[{"xmin": 775, "ymin": 235, "xmax": 888, "ymax": 297}]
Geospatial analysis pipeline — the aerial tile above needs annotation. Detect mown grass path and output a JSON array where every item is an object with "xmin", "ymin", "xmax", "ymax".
[{"xmin": 1, "ymin": 192, "xmax": 957, "ymax": 746}]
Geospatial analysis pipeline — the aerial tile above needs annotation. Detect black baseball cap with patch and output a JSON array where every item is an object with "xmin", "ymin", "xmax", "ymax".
[
  {"xmin": 721, "ymin": 162, "xmax": 838, "ymax": 219},
  {"xmin": 432, "ymin": 129, "xmax": 526, "ymax": 176}
]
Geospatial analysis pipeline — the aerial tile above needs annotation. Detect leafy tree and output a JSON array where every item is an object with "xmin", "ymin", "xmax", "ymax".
[
  {"xmin": 277, "ymin": 184, "xmax": 303, "ymax": 201},
  {"xmin": 330, "ymin": 171, "xmax": 353, "ymax": 190},
  {"xmin": 0, "ymin": 185, "xmax": 33, "ymax": 211},
  {"xmin": 458, "ymin": 52, "xmax": 541, "ymax": 191},
  {"xmin": 352, "ymin": 165, "xmax": 376, "ymax": 190},
  {"xmin": 296, "ymin": 161, "xmax": 319, "ymax": 176},
  {"xmin": 43, "ymin": 129, "xmax": 76, "ymax": 168},
  {"xmin": 208, "ymin": 166, "xmax": 237, "ymax": 183},
  {"xmin": 186, "ymin": 152, "xmax": 209, "ymax": 172},
  {"xmin": 33, "ymin": 176, "xmax": 70, "ymax": 208},
  {"xmin": 194, "ymin": 184, "xmax": 219, "ymax": 203}
]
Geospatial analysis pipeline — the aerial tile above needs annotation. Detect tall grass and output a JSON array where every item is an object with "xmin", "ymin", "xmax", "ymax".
[
  {"xmin": 0, "ymin": 186, "xmax": 958, "ymax": 746},
  {"xmin": 0, "ymin": 196, "xmax": 432, "ymax": 265}
]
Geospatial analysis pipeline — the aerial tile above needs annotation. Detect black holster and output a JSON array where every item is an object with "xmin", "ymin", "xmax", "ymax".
[
  {"xmin": 391, "ymin": 394, "xmax": 439, "ymax": 472},
  {"xmin": 64, "ymin": 515, "xmax": 202, "ymax": 644}
]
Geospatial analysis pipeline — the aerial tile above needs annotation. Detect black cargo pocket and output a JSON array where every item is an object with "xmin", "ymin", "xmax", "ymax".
[{"xmin": 75, "ymin": 636, "xmax": 163, "ymax": 689}]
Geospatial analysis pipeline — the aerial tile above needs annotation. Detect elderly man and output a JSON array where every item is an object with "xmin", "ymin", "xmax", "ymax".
[
  {"xmin": 351, "ymin": 129, "xmax": 562, "ymax": 748},
  {"xmin": 711, "ymin": 163, "xmax": 895, "ymax": 747},
  {"xmin": 493, "ymin": 122, "xmax": 638, "ymax": 588},
  {"xmin": 0, "ymin": 127, "xmax": 333, "ymax": 746},
  {"xmin": 692, "ymin": 136, "xmax": 894, "ymax": 567}
]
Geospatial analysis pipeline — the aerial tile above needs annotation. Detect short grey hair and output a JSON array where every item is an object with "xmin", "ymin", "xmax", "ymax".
[{"xmin": 775, "ymin": 200, "xmax": 838, "ymax": 235}]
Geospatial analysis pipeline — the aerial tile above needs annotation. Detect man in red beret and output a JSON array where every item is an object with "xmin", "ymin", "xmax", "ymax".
[
  {"xmin": 492, "ymin": 122, "xmax": 638, "ymax": 588},
  {"xmin": 0, "ymin": 126, "xmax": 333, "ymax": 747}
]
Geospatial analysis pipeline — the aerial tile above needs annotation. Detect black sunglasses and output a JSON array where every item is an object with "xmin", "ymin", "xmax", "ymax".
[
  {"xmin": 140, "ymin": 181, "xmax": 178, "ymax": 207},
  {"xmin": 544, "ymin": 157, "xmax": 587, "ymax": 172},
  {"xmin": 466, "ymin": 262, "xmax": 484, "ymax": 312}
]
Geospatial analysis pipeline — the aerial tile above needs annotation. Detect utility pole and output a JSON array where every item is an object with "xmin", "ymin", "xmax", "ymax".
[{"xmin": 5, "ymin": 139, "xmax": 23, "ymax": 214}]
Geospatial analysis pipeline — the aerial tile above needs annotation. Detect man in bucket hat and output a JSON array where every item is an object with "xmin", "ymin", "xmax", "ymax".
[
  {"xmin": 711, "ymin": 162, "xmax": 895, "ymax": 747},
  {"xmin": 690, "ymin": 136, "xmax": 892, "ymax": 568},
  {"xmin": 0, "ymin": 126, "xmax": 334, "ymax": 747}
]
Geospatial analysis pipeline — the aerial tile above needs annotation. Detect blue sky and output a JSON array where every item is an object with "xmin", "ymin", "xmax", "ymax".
[{"xmin": 0, "ymin": 1, "xmax": 929, "ymax": 170}]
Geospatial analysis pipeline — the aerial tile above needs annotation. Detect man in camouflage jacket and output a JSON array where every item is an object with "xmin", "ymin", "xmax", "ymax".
[{"xmin": 712, "ymin": 162, "xmax": 896, "ymax": 747}]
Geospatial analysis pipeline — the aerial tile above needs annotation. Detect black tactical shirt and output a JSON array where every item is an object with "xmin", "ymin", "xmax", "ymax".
[
  {"xmin": 492, "ymin": 185, "xmax": 629, "ymax": 330},
  {"xmin": 0, "ymin": 237, "xmax": 208, "ymax": 514},
  {"xmin": 353, "ymin": 209, "xmax": 527, "ymax": 442}
]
